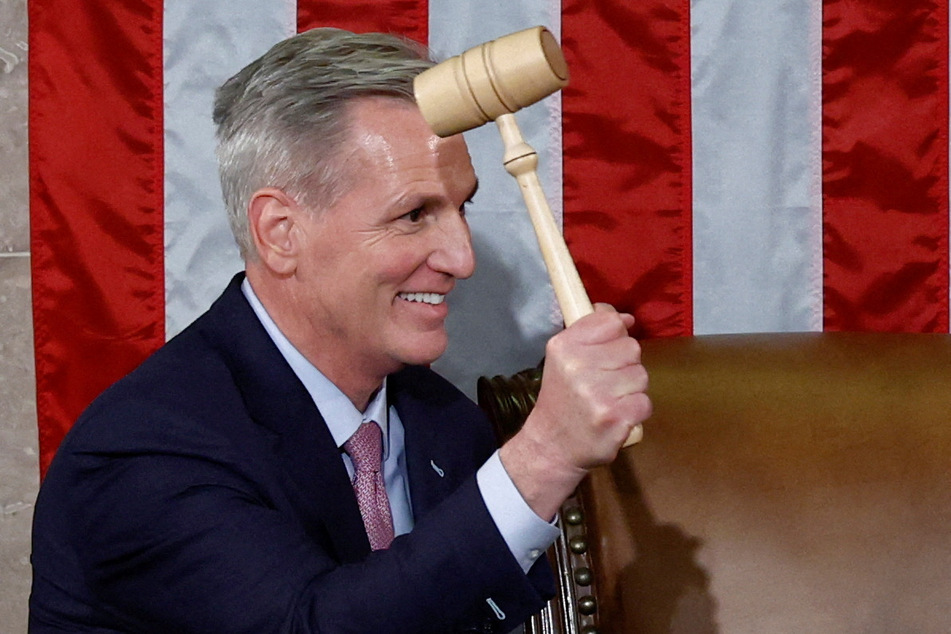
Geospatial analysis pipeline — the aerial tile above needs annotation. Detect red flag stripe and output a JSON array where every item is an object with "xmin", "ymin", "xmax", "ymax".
[
  {"xmin": 822, "ymin": 0, "xmax": 949, "ymax": 331},
  {"xmin": 29, "ymin": 0, "xmax": 166, "ymax": 476},
  {"xmin": 297, "ymin": 0, "xmax": 428, "ymax": 42},
  {"xmin": 561, "ymin": 0, "xmax": 694, "ymax": 338}
]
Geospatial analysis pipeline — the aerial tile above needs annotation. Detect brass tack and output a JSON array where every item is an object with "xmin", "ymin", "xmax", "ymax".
[
  {"xmin": 574, "ymin": 566, "xmax": 592, "ymax": 586},
  {"xmin": 564, "ymin": 507, "xmax": 584, "ymax": 525},
  {"xmin": 568, "ymin": 536, "xmax": 588, "ymax": 554},
  {"xmin": 577, "ymin": 595, "xmax": 597, "ymax": 615}
]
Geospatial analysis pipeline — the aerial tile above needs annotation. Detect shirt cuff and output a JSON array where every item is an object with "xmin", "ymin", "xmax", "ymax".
[{"xmin": 476, "ymin": 450, "xmax": 561, "ymax": 574}]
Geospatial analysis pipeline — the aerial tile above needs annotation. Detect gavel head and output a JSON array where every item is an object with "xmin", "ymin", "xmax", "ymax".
[{"xmin": 413, "ymin": 26, "xmax": 569, "ymax": 137}]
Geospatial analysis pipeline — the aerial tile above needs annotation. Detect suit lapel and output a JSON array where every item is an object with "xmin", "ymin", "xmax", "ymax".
[
  {"xmin": 199, "ymin": 275, "xmax": 370, "ymax": 562},
  {"xmin": 389, "ymin": 369, "xmax": 467, "ymax": 522}
]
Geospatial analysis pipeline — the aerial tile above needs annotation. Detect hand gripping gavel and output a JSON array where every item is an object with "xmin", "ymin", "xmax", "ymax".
[{"xmin": 414, "ymin": 26, "xmax": 643, "ymax": 447}]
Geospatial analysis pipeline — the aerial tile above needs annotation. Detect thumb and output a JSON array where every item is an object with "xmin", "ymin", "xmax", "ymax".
[{"xmin": 592, "ymin": 302, "xmax": 636, "ymax": 330}]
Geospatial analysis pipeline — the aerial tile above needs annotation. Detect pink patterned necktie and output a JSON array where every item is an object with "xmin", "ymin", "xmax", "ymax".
[{"xmin": 344, "ymin": 421, "xmax": 394, "ymax": 550}]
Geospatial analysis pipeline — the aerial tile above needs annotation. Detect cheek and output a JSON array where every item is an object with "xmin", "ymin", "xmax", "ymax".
[{"xmin": 373, "ymin": 246, "xmax": 428, "ymax": 286}]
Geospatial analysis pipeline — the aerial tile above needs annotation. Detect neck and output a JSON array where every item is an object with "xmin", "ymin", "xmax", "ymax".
[{"xmin": 245, "ymin": 266, "xmax": 392, "ymax": 411}]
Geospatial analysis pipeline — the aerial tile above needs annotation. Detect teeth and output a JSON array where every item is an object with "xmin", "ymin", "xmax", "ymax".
[{"xmin": 399, "ymin": 292, "xmax": 446, "ymax": 305}]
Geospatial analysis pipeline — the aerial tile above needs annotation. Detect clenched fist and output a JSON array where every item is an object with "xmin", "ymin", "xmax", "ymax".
[{"xmin": 499, "ymin": 304, "xmax": 651, "ymax": 520}]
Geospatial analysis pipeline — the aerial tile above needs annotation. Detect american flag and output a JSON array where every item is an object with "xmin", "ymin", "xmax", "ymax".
[{"xmin": 29, "ymin": 0, "xmax": 950, "ymax": 473}]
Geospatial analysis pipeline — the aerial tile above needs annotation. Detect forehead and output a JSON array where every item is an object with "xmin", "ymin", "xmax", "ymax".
[{"xmin": 341, "ymin": 97, "xmax": 476, "ymax": 199}]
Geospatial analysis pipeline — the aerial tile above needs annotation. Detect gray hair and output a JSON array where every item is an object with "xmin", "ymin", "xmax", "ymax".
[{"xmin": 213, "ymin": 28, "xmax": 435, "ymax": 259}]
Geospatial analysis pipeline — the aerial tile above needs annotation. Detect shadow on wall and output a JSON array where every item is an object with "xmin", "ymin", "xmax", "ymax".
[{"xmin": 594, "ymin": 457, "xmax": 719, "ymax": 634}]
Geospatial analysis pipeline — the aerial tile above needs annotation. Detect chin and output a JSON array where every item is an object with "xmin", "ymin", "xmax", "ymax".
[{"xmin": 394, "ymin": 332, "xmax": 449, "ymax": 367}]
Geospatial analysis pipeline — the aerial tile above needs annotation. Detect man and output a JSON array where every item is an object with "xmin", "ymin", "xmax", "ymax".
[{"xmin": 30, "ymin": 28, "xmax": 650, "ymax": 633}]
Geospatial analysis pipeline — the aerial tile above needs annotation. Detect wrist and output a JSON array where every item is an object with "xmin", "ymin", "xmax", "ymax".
[{"xmin": 499, "ymin": 421, "xmax": 587, "ymax": 521}]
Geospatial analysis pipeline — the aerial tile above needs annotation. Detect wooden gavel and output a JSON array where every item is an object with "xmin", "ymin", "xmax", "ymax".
[{"xmin": 414, "ymin": 27, "xmax": 642, "ymax": 447}]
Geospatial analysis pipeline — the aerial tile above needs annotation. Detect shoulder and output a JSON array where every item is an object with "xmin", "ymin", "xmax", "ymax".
[
  {"xmin": 76, "ymin": 314, "xmax": 238, "ymax": 426},
  {"xmin": 57, "ymin": 275, "xmax": 274, "ymax": 457}
]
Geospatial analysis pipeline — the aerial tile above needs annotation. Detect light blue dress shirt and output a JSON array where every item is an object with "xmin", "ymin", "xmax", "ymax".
[{"xmin": 241, "ymin": 279, "xmax": 558, "ymax": 573}]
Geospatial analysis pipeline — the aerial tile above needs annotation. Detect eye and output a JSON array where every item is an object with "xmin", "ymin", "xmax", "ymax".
[{"xmin": 402, "ymin": 206, "xmax": 424, "ymax": 222}]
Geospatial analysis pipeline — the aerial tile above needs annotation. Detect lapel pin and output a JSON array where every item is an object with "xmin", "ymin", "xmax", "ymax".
[
  {"xmin": 430, "ymin": 460, "xmax": 445, "ymax": 477},
  {"xmin": 486, "ymin": 597, "xmax": 506, "ymax": 620}
]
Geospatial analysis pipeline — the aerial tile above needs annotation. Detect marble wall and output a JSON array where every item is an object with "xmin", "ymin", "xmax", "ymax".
[{"xmin": 0, "ymin": 0, "xmax": 37, "ymax": 632}]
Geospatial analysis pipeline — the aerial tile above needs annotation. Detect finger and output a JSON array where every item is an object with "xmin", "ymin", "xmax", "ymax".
[
  {"xmin": 591, "ymin": 303, "xmax": 632, "ymax": 326},
  {"xmin": 592, "ymin": 302, "xmax": 617, "ymax": 313},
  {"xmin": 619, "ymin": 363, "xmax": 650, "ymax": 396},
  {"xmin": 616, "ymin": 391, "xmax": 652, "ymax": 429},
  {"xmin": 592, "ymin": 302, "xmax": 635, "ymax": 326},
  {"xmin": 570, "ymin": 308, "xmax": 633, "ymax": 345},
  {"xmin": 594, "ymin": 336, "xmax": 643, "ymax": 370}
]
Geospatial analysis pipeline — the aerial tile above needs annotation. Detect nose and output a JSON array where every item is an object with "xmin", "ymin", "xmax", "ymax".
[{"xmin": 428, "ymin": 210, "xmax": 476, "ymax": 279}]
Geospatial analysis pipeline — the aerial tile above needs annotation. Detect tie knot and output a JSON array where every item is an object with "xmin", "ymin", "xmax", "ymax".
[{"xmin": 344, "ymin": 421, "xmax": 383, "ymax": 472}]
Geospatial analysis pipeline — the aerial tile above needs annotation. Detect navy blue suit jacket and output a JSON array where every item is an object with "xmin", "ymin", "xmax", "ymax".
[{"xmin": 30, "ymin": 274, "xmax": 553, "ymax": 633}]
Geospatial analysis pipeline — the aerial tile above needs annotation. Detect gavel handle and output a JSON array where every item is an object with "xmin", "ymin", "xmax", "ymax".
[
  {"xmin": 496, "ymin": 114, "xmax": 592, "ymax": 326},
  {"xmin": 495, "ymin": 113, "xmax": 643, "ymax": 447}
]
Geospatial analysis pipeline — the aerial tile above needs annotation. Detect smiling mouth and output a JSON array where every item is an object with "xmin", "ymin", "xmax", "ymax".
[{"xmin": 398, "ymin": 292, "xmax": 446, "ymax": 305}]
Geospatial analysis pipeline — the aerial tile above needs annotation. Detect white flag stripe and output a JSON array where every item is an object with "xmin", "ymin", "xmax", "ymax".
[
  {"xmin": 163, "ymin": 1, "xmax": 296, "ymax": 337},
  {"xmin": 690, "ymin": 0, "xmax": 824, "ymax": 334}
]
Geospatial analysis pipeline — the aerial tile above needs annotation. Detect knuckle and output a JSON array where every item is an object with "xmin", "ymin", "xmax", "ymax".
[
  {"xmin": 632, "ymin": 364, "xmax": 649, "ymax": 390},
  {"xmin": 545, "ymin": 332, "xmax": 570, "ymax": 358},
  {"xmin": 632, "ymin": 392, "xmax": 653, "ymax": 420},
  {"xmin": 618, "ymin": 339, "xmax": 642, "ymax": 364},
  {"xmin": 626, "ymin": 336, "xmax": 642, "ymax": 356}
]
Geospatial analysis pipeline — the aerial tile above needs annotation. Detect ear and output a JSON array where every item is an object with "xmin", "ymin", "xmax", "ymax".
[{"xmin": 248, "ymin": 188, "xmax": 300, "ymax": 276}]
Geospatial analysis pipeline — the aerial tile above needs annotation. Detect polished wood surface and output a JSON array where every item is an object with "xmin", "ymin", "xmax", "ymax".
[
  {"xmin": 482, "ymin": 332, "xmax": 951, "ymax": 632},
  {"xmin": 593, "ymin": 332, "xmax": 951, "ymax": 632}
]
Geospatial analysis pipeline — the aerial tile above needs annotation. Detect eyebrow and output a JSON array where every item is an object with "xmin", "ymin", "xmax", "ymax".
[{"xmin": 395, "ymin": 178, "xmax": 479, "ymax": 212}]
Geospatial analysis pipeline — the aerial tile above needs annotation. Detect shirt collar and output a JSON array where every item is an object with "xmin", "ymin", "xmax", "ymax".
[{"xmin": 241, "ymin": 277, "xmax": 390, "ymax": 454}]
